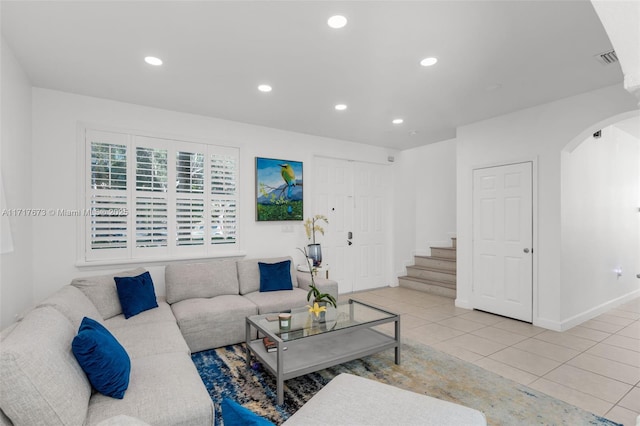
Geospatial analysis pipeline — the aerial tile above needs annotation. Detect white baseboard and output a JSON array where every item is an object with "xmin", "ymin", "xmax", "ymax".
[
  {"xmin": 533, "ymin": 317, "xmax": 562, "ymax": 332},
  {"xmin": 459, "ymin": 290, "xmax": 639, "ymax": 332},
  {"xmin": 555, "ymin": 289, "xmax": 640, "ymax": 331},
  {"xmin": 454, "ymin": 298, "xmax": 473, "ymax": 310}
]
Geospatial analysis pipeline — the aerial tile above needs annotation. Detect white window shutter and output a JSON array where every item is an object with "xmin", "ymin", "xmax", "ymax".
[
  {"xmin": 85, "ymin": 130, "xmax": 130, "ymax": 261},
  {"xmin": 176, "ymin": 197, "xmax": 205, "ymax": 246},
  {"xmin": 133, "ymin": 143, "xmax": 169, "ymax": 255},
  {"xmin": 83, "ymin": 128, "xmax": 239, "ymax": 263},
  {"xmin": 210, "ymin": 149, "xmax": 238, "ymax": 245}
]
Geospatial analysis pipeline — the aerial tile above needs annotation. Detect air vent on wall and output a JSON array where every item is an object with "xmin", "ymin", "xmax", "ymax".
[{"xmin": 594, "ymin": 50, "xmax": 618, "ymax": 66}]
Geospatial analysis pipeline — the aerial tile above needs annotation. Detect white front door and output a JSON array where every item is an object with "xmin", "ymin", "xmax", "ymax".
[
  {"xmin": 472, "ymin": 162, "xmax": 533, "ymax": 322},
  {"xmin": 352, "ymin": 162, "xmax": 389, "ymax": 292},
  {"xmin": 313, "ymin": 157, "xmax": 390, "ymax": 294},
  {"xmin": 313, "ymin": 157, "xmax": 355, "ymax": 294}
]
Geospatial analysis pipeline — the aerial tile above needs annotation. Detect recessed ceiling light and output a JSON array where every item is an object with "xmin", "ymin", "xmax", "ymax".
[
  {"xmin": 392, "ymin": 118, "xmax": 404, "ymax": 125},
  {"xmin": 258, "ymin": 84, "xmax": 272, "ymax": 93},
  {"xmin": 420, "ymin": 57, "xmax": 438, "ymax": 67},
  {"xmin": 328, "ymin": 15, "xmax": 348, "ymax": 29},
  {"xmin": 335, "ymin": 104, "xmax": 348, "ymax": 111},
  {"xmin": 144, "ymin": 56, "xmax": 163, "ymax": 66}
]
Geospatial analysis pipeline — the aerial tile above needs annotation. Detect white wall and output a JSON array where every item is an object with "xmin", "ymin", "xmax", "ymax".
[
  {"xmin": 393, "ymin": 138, "xmax": 457, "ymax": 280},
  {"xmin": 0, "ymin": 38, "xmax": 34, "ymax": 328},
  {"xmin": 591, "ymin": 0, "xmax": 640, "ymax": 104},
  {"xmin": 30, "ymin": 88, "xmax": 397, "ymax": 303},
  {"xmin": 560, "ymin": 118, "xmax": 640, "ymax": 326},
  {"xmin": 456, "ymin": 84, "xmax": 638, "ymax": 329},
  {"xmin": 10, "ymin": 75, "xmax": 637, "ymax": 332}
]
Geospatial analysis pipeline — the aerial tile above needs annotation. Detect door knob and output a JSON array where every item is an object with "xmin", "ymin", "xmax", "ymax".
[{"xmin": 523, "ymin": 248, "xmax": 530, "ymax": 253}]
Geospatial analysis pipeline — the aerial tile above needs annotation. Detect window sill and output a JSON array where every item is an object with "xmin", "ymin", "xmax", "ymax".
[{"xmin": 75, "ymin": 251, "xmax": 247, "ymax": 270}]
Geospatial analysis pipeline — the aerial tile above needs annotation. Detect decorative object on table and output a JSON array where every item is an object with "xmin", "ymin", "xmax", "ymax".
[
  {"xmin": 306, "ymin": 244, "xmax": 322, "ymax": 268},
  {"xmin": 262, "ymin": 337, "xmax": 277, "ymax": 353},
  {"xmin": 306, "ymin": 302, "xmax": 327, "ymax": 320},
  {"xmin": 278, "ymin": 313, "xmax": 291, "ymax": 331},
  {"xmin": 304, "ymin": 214, "xmax": 328, "ymax": 267},
  {"xmin": 298, "ymin": 247, "xmax": 337, "ymax": 323},
  {"xmin": 303, "ymin": 308, "xmax": 328, "ymax": 332},
  {"xmin": 256, "ymin": 157, "xmax": 303, "ymax": 221}
]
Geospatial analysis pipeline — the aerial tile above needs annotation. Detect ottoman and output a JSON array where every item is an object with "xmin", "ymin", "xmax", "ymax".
[{"xmin": 282, "ymin": 373, "xmax": 487, "ymax": 425}]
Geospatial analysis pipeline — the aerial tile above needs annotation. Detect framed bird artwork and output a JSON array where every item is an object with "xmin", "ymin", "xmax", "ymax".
[{"xmin": 255, "ymin": 157, "xmax": 303, "ymax": 221}]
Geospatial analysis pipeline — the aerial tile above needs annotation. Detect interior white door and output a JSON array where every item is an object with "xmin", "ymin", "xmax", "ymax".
[
  {"xmin": 472, "ymin": 162, "xmax": 533, "ymax": 322},
  {"xmin": 313, "ymin": 157, "xmax": 390, "ymax": 294}
]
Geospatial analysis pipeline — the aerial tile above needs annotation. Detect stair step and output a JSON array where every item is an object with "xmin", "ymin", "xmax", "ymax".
[
  {"xmin": 398, "ymin": 276, "xmax": 456, "ymax": 299},
  {"xmin": 400, "ymin": 276, "xmax": 456, "ymax": 290},
  {"xmin": 430, "ymin": 247, "xmax": 457, "ymax": 259},
  {"xmin": 415, "ymin": 255, "xmax": 456, "ymax": 271},
  {"xmin": 406, "ymin": 265, "xmax": 456, "ymax": 283}
]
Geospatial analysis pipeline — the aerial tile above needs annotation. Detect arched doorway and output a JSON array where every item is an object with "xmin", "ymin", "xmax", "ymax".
[{"xmin": 559, "ymin": 111, "xmax": 640, "ymax": 326}]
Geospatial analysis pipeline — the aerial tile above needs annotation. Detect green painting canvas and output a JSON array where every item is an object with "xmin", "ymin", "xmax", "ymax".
[{"xmin": 256, "ymin": 157, "xmax": 303, "ymax": 221}]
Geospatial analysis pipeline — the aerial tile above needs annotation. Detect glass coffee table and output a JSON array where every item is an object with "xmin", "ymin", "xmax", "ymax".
[{"xmin": 245, "ymin": 299, "xmax": 400, "ymax": 405}]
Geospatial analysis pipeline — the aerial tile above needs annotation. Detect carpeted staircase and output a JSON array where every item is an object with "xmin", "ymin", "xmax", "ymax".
[{"xmin": 399, "ymin": 237, "xmax": 457, "ymax": 298}]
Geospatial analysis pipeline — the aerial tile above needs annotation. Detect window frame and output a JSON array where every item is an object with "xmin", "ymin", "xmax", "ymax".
[{"xmin": 77, "ymin": 125, "xmax": 243, "ymax": 266}]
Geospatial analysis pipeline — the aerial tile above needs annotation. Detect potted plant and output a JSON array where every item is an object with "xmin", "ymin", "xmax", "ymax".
[
  {"xmin": 304, "ymin": 214, "xmax": 328, "ymax": 267},
  {"xmin": 298, "ymin": 247, "xmax": 337, "ymax": 322}
]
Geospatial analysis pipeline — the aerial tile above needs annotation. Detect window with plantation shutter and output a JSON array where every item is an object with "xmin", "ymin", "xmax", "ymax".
[
  {"xmin": 136, "ymin": 196, "xmax": 168, "ymax": 248},
  {"xmin": 86, "ymin": 131, "xmax": 130, "ymax": 259},
  {"xmin": 176, "ymin": 197, "xmax": 205, "ymax": 246},
  {"xmin": 176, "ymin": 151, "xmax": 204, "ymax": 193},
  {"xmin": 90, "ymin": 194, "xmax": 128, "ymax": 250},
  {"xmin": 210, "ymin": 151, "xmax": 237, "ymax": 244},
  {"xmin": 91, "ymin": 142, "xmax": 127, "ymax": 190},
  {"xmin": 135, "ymin": 144, "xmax": 168, "ymax": 250},
  {"xmin": 82, "ymin": 128, "xmax": 240, "ymax": 263},
  {"xmin": 176, "ymin": 150, "xmax": 205, "ymax": 247}
]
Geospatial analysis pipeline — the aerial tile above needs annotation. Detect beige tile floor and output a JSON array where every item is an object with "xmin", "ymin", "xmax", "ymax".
[{"xmin": 339, "ymin": 287, "xmax": 640, "ymax": 426}]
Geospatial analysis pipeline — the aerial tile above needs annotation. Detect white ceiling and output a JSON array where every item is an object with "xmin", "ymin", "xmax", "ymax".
[{"xmin": 0, "ymin": 1, "xmax": 624, "ymax": 150}]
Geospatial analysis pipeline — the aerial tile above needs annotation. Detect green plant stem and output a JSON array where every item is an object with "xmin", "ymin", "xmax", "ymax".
[{"xmin": 297, "ymin": 247, "xmax": 336, "ymax": 308}]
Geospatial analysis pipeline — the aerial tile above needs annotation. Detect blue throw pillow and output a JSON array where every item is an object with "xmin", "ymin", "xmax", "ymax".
[
  {"xmin": 72, "ymin": 317, "xmax": 131, "ymax": 399},
  {"xmin": 114, "ymin": 271, "xmax": 159, "ymax": 318},
  {"xmin": 221, "ymin": 398, "xmax": 275, "ymax": 426},
  {"xmin": 258, "ymin": 260, "xmax": 293, "ymax": 292}
]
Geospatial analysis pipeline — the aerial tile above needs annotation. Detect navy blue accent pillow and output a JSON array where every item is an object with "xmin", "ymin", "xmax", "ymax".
[
  {"xmin": 258, "ymin": 260, "xmax": 293, "ymax": 292},
  {"xmin": 221, "ymin": 398, "xmax": 275, "ymax": 426},
  {"xmin": 72, "ymin": 317, "xmax": 131, "ymax": 399},
  {"xmin": 114, "ymin": 271, "xmax": 159, "ymax": 319}
]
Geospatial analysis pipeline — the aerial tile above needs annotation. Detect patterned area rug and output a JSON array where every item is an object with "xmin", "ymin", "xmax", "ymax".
[{"xmin": 191, "ymin": 340, "xmax": 621, "ymax": 426}]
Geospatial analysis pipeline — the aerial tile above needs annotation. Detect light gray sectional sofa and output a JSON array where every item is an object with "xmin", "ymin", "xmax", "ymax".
[
  {"xmin": 0, "ymin": 270, "xmax": 213, "ymax": 426},
  {"xmin": 0, "ymin": 256, "xmax": 338, "ymax": 426},
  {"xmin": 165, "ymin": 256, "xmax": 337, "ymax": 352}
]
